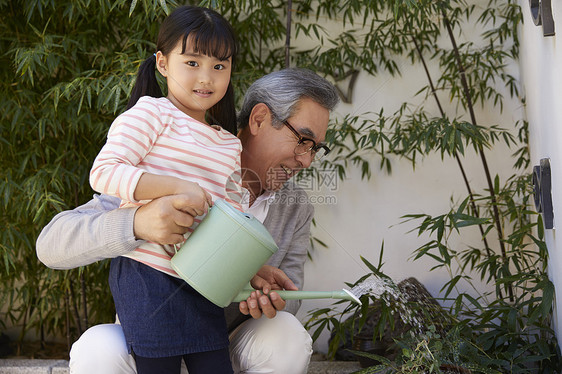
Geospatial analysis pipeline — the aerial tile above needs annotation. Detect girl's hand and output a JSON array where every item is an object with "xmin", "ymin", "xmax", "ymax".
[
  {"xmin": 172, "ymin": 179, "xmax": 213, "ymax": 216},
  {"xmin": 134, "ymin": 174, "xmax": 213, "ymax": 216},
  {"xmin": 134, "ymin": 194, "xmax": 199, "ymax": 244}
]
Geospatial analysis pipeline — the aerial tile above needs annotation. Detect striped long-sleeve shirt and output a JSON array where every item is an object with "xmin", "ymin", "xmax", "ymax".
[{"xmin": 90, "ymin": 96, "xmax": 243, "ymax": 276}]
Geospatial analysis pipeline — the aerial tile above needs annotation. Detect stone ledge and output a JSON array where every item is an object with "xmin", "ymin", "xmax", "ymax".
[
  {"xmin": 307, "ymin": 360, "xmax": 362, "ymax": 374},
  {"xmin": 0, "ymin": 359, "xmax": 69, "ymax": 374},
  {"xmin": 0, "ymin": 359, "xmax": 362, "ymax": 374}
]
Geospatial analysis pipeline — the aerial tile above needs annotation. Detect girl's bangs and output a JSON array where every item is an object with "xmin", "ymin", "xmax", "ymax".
[{"xmin": 182, "ymin": 27, "xmax": 236, "ymax": 61}]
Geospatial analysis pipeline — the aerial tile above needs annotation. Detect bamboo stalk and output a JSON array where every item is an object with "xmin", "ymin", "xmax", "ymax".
[
  {"xmin": 69, "ymin": 282, "xmax": 83, "ymax": 334},
  {"xmin": 285, "ymin": 0, "xmax": 293, "ymax": 68},
  {"xmin": 440, "ymin": 7, "xmax": 513, "ymax": 302},
  {"xmin": 80, "ymin": 272, "xmax": 88, "ymax": 330},
  {"xmin": 411, "ymin": 36, "xmax": 496, "ymax": 265},
  {"xmin": 65, "ymin": 290, "xmax": 71, "ymax": 354}
]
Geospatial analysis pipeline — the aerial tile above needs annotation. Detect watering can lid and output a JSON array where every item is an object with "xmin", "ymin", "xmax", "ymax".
[{"xmin": 214, "ymin": 199, "xmax": 278, "ymax": 253}]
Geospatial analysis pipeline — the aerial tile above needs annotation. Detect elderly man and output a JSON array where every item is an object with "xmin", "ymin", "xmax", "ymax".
[{"xmin": 36, "ymin": 68, "xmax": 339, "ymax": 374}]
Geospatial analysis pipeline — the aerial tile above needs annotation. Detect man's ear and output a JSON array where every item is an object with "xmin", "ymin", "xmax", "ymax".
[
  {"xmin": 247, "ymin": 103, "xmax": 271, "ymax": 135},
  {"xmin": 155, "ymin": 51, "xmax": 167, "ymax": 77}
]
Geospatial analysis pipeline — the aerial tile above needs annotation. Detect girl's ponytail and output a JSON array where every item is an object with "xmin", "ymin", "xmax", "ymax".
[
  {"xmin": 207, "ymin": 82, "xmax": 237, "ymax": 135},
  {"xmin": 126, "ymin": 55, "xmax": 163, "ymax": 110}
]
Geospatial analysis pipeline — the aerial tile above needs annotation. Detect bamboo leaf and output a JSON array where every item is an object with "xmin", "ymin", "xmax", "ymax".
[{"xmin": 129, "ymin": 0, "xmax": 138, "ymax": 16}]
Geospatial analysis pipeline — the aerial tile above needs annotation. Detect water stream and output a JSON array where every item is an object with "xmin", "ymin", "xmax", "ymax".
[{"xmin": 351, "ymin": 276, "xmax": 427, "ymax": 333}]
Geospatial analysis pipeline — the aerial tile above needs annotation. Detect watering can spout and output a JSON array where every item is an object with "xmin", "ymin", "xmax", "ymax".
[{"xmin": 233, "ymin": 288, "xmax": 362, "ymax": 305}]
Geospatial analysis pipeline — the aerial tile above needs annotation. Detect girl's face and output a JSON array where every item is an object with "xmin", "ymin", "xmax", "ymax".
[{"xmin": 156, "ymin": 40, "xmax": 232, "ymax": 124}]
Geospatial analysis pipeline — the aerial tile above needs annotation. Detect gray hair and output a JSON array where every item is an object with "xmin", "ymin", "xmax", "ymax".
[{"xmin": 238, "ymin": 68, "xmax": 339, "ymax": 129}]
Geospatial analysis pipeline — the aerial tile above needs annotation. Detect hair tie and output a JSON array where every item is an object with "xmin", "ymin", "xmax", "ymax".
[{"xmin": 153, "ymin": 53, "xmax": 156, "ymax": 57}]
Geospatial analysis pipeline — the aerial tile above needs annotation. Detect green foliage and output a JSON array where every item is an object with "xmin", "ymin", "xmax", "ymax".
[
  {"xmin": 308, "ymin": 255, "xmax": 559, "ymax": 372},
  {"xmin": 1, "ymin": 0, "xmax": 176, "ymax": 344},
  {"xmin": 302, "ymin": 0, "xmax": 559, "ymax": 372},
  {"xmin": 352, "ymin": 325, "xmax": 505, "ymax": 374},
  {"xmin": 2, "ymin": 0, "xmax": 305, "ymax": 346}
]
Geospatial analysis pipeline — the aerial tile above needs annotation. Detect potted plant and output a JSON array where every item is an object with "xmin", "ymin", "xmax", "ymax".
[{"xmin": 306, "ymin": 255, "xmax": 559, "ymax": 373}]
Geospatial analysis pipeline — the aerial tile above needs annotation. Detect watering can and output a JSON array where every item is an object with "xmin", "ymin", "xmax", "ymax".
[
  {"xmin": 171, "ymin": 199, "xmax": 364, "ymax": 308},
  {"xmin": 171, "ymin": 199, "xmax": 279, "ymax": 308}
]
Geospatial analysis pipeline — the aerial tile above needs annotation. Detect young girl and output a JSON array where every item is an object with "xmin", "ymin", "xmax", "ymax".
[{"xmin": 89, "ymin": 6, "xmax": 241, "ymax": 374}]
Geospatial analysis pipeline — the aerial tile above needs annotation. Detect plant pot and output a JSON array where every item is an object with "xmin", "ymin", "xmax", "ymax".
[
  {"xmin": 352, "ymin": 334, "xmax": 387, "ymax": 368},
  {"xmin": 439, "ymin": 364, "xmax": 471, "ymax": 373}
]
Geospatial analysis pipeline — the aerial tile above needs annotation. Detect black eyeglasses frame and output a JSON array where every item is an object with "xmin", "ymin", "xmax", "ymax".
[{"xmin": 281, "ymin": 120, "xmax": 331, "ymax": 159}]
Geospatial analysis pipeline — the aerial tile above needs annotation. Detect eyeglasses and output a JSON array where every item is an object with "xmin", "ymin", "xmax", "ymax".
[{"xmin": 282, "ymin": 120, "xmax": 331, "ymax": 160}]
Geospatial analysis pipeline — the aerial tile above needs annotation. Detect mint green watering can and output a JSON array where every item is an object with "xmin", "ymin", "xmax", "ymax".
[
  {"xmin": 171, "ymin": 199, "xmax": 364, "ymax": 308},
  {"xmin": 171, "ymin": 199, "xmax": 279, "ymax": 308}
]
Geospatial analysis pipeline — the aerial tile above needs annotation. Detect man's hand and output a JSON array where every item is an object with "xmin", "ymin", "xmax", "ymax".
[
  {"xmin": 133, "ymin": 194, "xmax": 203, "ymax": 244},
  {"xmin": 239, "ymin": 265, "xmax": 298, "ymax": 319}
]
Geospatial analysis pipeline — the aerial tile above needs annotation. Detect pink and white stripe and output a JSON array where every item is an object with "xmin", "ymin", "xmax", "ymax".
[{"xmin": 90, "ymin": 96, "xmax": 243, "ymax": 277}]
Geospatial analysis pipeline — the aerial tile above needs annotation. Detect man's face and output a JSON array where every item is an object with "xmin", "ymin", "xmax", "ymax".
[{"xmin": 242, "ymin": 97, "xmax": 330, "ymax": 193}]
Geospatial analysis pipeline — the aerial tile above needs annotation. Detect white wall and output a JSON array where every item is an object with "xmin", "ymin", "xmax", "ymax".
[
  {"xmin": 295, "ymin": 4, "xmax": 529, "ymax": 353},
  {"xmin": 518, "ymin": 0, "xmax": 562, "ymax": 344}
]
